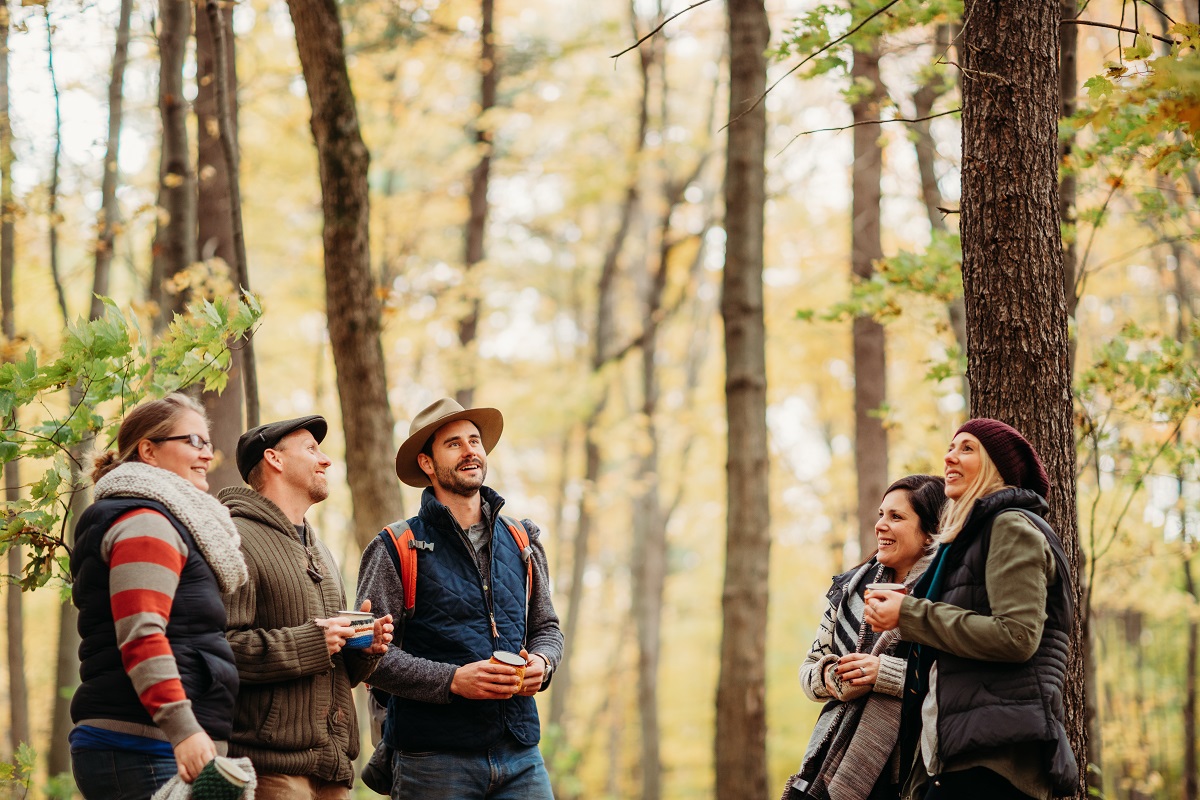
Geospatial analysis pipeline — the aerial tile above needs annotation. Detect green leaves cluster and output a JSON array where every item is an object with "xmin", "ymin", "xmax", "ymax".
[
  {"xmin": 1069, "ymin": 24, "xmax": 1200, "ymax": 177},
  {"xmin": 0, "ymin": 295, "xmax": 262, "ymax": 590}
]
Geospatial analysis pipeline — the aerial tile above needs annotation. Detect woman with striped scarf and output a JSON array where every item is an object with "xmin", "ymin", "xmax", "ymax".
[{"xmin": 782, "ymin": 474, "xmax": 946, "ymax": 800}]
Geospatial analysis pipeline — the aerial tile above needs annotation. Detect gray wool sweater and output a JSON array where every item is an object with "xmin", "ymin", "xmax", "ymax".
[{"xmin": 219, "ymin": 487, "xmax": 380, "ymax": 785}]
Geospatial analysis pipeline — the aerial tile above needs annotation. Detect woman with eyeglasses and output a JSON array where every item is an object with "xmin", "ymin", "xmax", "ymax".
[{"xmin": 69, "ymin": 393, "xmax": 249, "ymax": 799}]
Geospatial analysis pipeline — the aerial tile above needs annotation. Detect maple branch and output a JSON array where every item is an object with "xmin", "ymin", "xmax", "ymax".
[
  {"xmin": 725, "ymin": 0, "xmax": 904, "ymax": 130},
  {"xmin": 1060, "ymin": 18, "xmax": 1176, "ymax": 45},
  {"xmin": 610, "ymin": 0, "xmax": 715, "ymax": 61},
  {"xmin": 775, "ymin": 107, "xmax": 960, "ymax": 154}
]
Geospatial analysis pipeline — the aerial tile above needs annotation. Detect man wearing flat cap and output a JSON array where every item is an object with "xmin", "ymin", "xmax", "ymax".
[
  {"xmin": 356, "ymin": 398, "xmax": 563, "ymax": 799},
  {"xmin": 219, "ymin": 416, "xmax": 394, "ymax": 798}
]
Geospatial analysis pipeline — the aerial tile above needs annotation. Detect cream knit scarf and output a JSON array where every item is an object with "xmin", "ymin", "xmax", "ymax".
[{"xmin": 96, "ymin": 461, "xmax": 248, "ymax": 593}]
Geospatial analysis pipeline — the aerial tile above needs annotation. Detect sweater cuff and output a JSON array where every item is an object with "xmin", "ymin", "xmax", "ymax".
[
  {"xmin": 874, "ymin": 654, "xmax": 906, "ymax": 697},
  {"xmin": 295, "ymin": 621, "xmax": 334, "ymax": 675},
  {"xmin": 154, "ymin": 699, "xmax": 204, "ymax": 746}
]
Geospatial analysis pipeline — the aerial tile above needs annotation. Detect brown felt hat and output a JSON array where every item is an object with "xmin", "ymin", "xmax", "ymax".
[
  {"xmin": 236, "ymin": 415, "xmax": 328, "ymax": 483},
  {"xmin": 395, "ymin": 398, "xmax": 503, "ymax": 488}
]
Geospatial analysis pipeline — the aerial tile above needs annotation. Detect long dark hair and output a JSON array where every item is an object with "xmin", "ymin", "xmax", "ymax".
[{"xmin": 883, "ymin": 474, "xmax": 947, "ymax": 537}]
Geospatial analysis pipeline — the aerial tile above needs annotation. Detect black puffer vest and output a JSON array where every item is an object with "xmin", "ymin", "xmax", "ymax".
[
  {"xmin": 71, "ymin": 496, "xmax": 239, "ymax": 740},
  {"xmin": 384, "ymin": 487, "xmax": 539, "ymax": 751},
  {"xmin": 915, "ymin": 489, "xmax": 1078, "ymax": 794}
]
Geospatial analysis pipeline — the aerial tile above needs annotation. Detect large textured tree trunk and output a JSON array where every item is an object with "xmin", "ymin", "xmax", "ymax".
[
  {"xmin": 715, "ymin": 1, "xmax": 770, "ymax": 798},
  {"xmin": 0, "ymin": 0, "xmax": 29, "ymax": 757},
  {"xmin": 455, "ymin": 0, "xmax": 496, "ymax": 409},
  {"xmin": 195, "ymin": 3, "xmax": 245, "ymax": 492},
  {"xmin": 959, "ymin": 3, "xmax": 1085, "ymax": 798},
  {"xmin": 850, "ymin": 42, "xmax": 888, "ymax": 557},
  {"xmin": 287, "ymin": 0, "xmax": 404, "ymax": 547}
]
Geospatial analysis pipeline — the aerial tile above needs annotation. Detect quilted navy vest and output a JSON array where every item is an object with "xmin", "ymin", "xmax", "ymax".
[
  {"xmin": 385, "ymin": 487, "xmax": 539, "ymax": 751},
  {"xmin": 71, "ymin": 496, "xmax": 239, "ymax": 740}
]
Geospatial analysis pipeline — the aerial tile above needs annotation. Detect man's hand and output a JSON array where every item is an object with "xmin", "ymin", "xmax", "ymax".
[
  {"xmin": 450, "ymin": 659, "xmax": 522, "ymax": 700},
  {"xmin": 314, "ymin": 616, "xmax": 354, "ymax": 655},
  {"xmin": 863, "ymin": 588, "xmax": 904, "ymax": 632},
  {"xmin": 517, "ymin": 649, "xmax": 548, "ymax": 696},
  {"xmin": 173, "ymin": 730, "xmax": 216, "ymax": 783},
  {"xmin": 357, "ymin": 599, "xmax": 394, "ymax": 655}
]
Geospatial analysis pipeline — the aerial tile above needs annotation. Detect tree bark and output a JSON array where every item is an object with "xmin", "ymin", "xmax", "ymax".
[
  {"xmin": 155, "ymin": 0, "xmax": 195, "ymax": 307},
  {"xmin": 715, "ymin": 1, "xmax": 770, "ymax": 798},
  {"xmin": 0, "ymin": 0, "xmax": 29, "ymax": 757},
  {"xmin": 959, "ymin": 3, "xmax": 1085, "ymax": 797},
  {"xmin": 91, "ymin": 0, "xmax": 134, "ymax": 319},
  {"xmin": 455, "ymin": 0, "xmax": 496, "ymax": 409},
  {"xmin": 204, "ymin": 1, "xmax": 259, "ymax": 429},
  {"xmin": 287, "ymin": 0, "xmax": 405, "ymax": 549},
  {"xmin": 850, "ymin": 42, "xmax": 888, "ymax": 558},
  {"xmin": 195, "ymin": 2, "xmax": 245, "ymax": 493}
]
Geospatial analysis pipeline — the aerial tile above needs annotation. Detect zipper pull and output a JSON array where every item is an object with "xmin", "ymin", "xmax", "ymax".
[{"xmin": 490, "ymin": 613, "xmax": 499, "ymax": 638}]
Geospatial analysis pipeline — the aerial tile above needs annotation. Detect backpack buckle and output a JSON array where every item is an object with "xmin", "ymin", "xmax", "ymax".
[{"xmin": 408, "ymin": 539, "xmax": 435, "ymax": 552}]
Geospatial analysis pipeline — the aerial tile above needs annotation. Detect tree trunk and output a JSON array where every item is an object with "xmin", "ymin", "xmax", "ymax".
[
  {"xmin": 0, "ymin": 0, "xmax": 29, "ymax": 756},
  {"xmin": 715, "ymin": 2, "xmax": 770, "ymax": 798},
  {"xmin": 195, "ymin": 2, "xmax": 245, "ymax": 493},
  {"xmin": 151, "ymin": 0, "xmax": 195, "ymax": 328},
  {"xmin": 287, "ymin": 0, "xmax": 405, "ymax": 548},
  {"xmin": 850, "ymin": 42, "xmax": 888, "ymax": 558},
  {"xmin": 91, "ymin": 0, "xmax": 134, "ymax": 319},
  {"xmin": 455, "ymin": 0, "xmax": 496, "ymax": 409},
  {"xmin": 204, "ymin": 1, "xmax": 259, "ymax": 429},
  {"xmin": 959, "ymin": 3, "xmax": 1085, "ymax": 798},
  {"xmin": 547, "ymin": 29, "xmax": 649, "ymax": 739},
  {"xmin": 40, "ymin": 7, "xmax": 77, "ymax": 776}
]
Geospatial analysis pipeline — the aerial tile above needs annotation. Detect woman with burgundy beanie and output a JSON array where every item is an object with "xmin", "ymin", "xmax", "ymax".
[{"xmin": 863, "ymin": 419, "xmax": 1078, "ymax": 800}]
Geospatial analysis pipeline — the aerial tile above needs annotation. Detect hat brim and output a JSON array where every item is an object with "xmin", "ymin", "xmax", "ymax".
[{"xmin": 395, "ymin": 407, "xmax": 503, "ymax": 488}]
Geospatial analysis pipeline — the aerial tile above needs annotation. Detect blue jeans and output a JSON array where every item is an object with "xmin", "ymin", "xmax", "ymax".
[
  {"xmin": 389, "ymin": 736, "xmax": 554, "ymax": 800},
  {"xmin": 71, "ymin": 748, "xmax": 178, "ymax": 800}
]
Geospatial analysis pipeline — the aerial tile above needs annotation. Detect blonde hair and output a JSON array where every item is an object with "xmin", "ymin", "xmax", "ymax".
[
  {"xmin": 937, "ymin": 442, "xmax": 1009, "ymax": 543},
  {"xmin": 91, "ymin": 393, "xmax": 208, "ymax": 483}
]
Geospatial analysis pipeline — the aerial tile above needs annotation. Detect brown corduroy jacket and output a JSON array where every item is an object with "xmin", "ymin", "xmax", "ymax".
[{"xmin": 220, "ymin": 487, "xmax": 380, "ymax": 785}]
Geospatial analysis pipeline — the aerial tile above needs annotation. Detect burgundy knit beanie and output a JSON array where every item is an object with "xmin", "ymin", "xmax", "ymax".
[{"xmin": 955, "ymin": 418, "xmax": 1051, "ymax": 498}]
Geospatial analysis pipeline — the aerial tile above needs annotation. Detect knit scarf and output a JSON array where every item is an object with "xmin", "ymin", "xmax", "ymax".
[
  {"xmin": 783, "ymin": 551, "xmax": 935, "ymax": 800},
  {"xmin": 95, "ymin": 461, "xmax": 248, "ymax": 593}
]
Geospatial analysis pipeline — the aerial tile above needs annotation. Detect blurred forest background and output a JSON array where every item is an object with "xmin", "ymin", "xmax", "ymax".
[{"xmin": 0, "ymin": 0, "xmax": 1198, "ymax": 797}]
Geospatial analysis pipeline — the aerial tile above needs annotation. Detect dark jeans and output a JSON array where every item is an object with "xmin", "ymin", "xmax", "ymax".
[
  {"xmin": 389, "ymin": 736, "xmax": 554, "ymax": 800},
  {"xmin": 922, "ymin": 767, "xmax": 1035, "ymax": 800},
  {"xmin": 71, "ymin": 748, "xmax": 177, "ymax": 800}
]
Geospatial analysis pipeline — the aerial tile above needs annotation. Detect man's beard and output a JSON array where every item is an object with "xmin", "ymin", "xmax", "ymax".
[
  {"xmin": 433, "ymin": 455, "xmax": 486, "ymax": 496},
  {"xmin": 307, "ymin": 475, "xmax": 330, "ymax": 504}
]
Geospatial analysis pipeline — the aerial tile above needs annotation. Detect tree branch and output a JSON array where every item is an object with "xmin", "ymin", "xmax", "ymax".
[
  {"xmin": 1060, "ymin": 18, "xmax": 1177, "ymax": 45},
  {"xmin": 610, "ymin": 0, "xmax": 715, "ymax": 61},
  {"xmin": 725, "ymin": 0, "xmax": 904, "ymax": 130},
  {"xmin": 775, "ymin": 107, "xmax": 960, "ymax": 153}
]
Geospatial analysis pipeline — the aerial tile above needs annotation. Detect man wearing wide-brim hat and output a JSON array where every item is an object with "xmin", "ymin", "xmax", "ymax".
[{"xmin": 356, "ymin": 398, "xmax": 563, "ymax": 799}]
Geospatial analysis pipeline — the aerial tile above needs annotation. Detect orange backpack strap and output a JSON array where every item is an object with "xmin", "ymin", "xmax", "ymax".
[
  {"xmin": 499, "ymin": 514, "xmax": 534, "ymax": 607},
  {"xmin": 382, "ymin": 522, "xmax": 433, "ymax": 621}
]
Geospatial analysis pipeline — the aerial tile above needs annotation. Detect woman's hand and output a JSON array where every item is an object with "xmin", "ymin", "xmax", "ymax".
[
  {"xmin": 863, "ymin": 588, "xmax": 904, "ymax": 632},
  {"xmin": 836, "ymin": 653, "xmax": 880, "ymax": 687},
  {"xmin": 173, "ymin": 730, "xmax": 216, "ymax": 782}
]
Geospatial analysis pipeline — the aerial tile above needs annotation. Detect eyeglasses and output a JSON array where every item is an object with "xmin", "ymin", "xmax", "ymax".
[{"xmin": 151, "ymin": 433, "xmax": 215, "ymax": 452}]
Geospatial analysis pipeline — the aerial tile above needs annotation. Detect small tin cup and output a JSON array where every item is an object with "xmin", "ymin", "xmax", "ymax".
[
  {"xmin": 864, "ymin": 582, "xmax": 907, "ymax": 596},
  {"xmin": 337, "ymin": 610, "xmax": 376, "ymax": 649},
  {"xmin": 490, "ymin": 649, "xmax": 526, "ymax": 692}
]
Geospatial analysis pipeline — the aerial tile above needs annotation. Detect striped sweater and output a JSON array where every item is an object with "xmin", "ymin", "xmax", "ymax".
[{"xmin": 102, "ymin": 508, "xmax": 197, "ymax": 743}]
